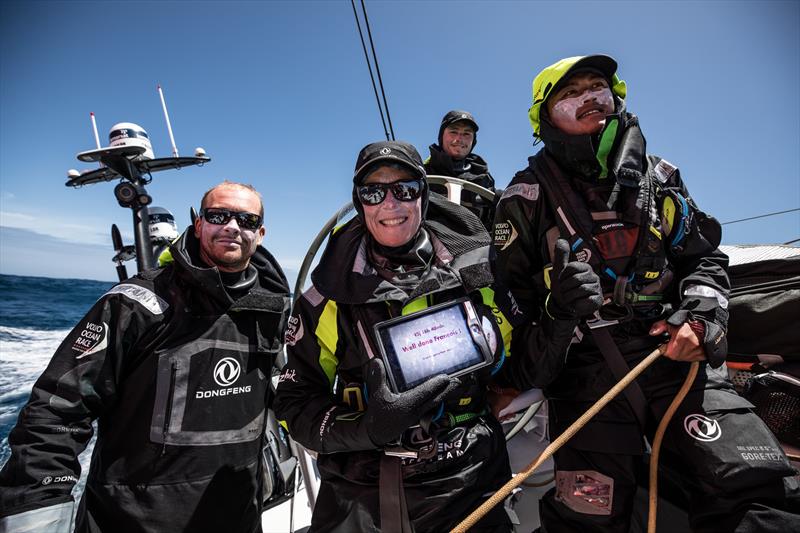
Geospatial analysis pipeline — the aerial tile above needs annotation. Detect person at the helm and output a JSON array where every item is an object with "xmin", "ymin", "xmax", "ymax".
[
  {"xmin": 491, "ymin": 54, "xmax": 800, "ymax": 532},
  {"xmin": 425, "ymin": 110, "xmax": 496, "ymax": 229}
]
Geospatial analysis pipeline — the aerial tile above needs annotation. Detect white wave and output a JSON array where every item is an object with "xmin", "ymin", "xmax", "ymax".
[{"xmin": 0, "ymin": 327, "xmax": 70, "ymax": 421}]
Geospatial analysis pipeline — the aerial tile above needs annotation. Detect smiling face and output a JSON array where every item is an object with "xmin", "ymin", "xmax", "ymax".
[
  {"xmin": 441, "ymin": 121, "xmax": 475, "ymax": 159},
  {"xmin": 546, "ymin": 72, "xmax": 615, "ymax": 136},
  {"xmin": 194, "ymin": 185, "xmax": 265, "ymax": 272},
  {"xmin": 361, "ymin": 165, "xmax": 422, "ymax": 248}
]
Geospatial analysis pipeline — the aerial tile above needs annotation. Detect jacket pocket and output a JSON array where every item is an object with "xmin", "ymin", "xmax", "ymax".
[{"xmin": 150, "ymin": 338, "xmax": 268, "ymax": 446}]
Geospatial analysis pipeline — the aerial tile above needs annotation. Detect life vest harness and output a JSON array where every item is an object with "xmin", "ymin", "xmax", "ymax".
[
  {"xmin": 534, "ymin": 155, "xmax": 690, "ymax": 316},
  {"xmin": 533, "ymin": 154, "xmax": 695, "ymax": 430}
]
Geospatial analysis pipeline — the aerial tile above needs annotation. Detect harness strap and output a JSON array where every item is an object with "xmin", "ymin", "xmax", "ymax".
[
  {"xmin": 537, "ymin": 156, "xmax": 605, "ymax": 272},
  {"xmin": 380, "ymin": 455, "xmax": 414, "ymax": 533},
  {"xmin": 535, "ymin": 154, "xmax": 670, "ymax": 304},
  {"xmin": 590, "ymin": 327, "xmax": 648, "ymax": 430}
]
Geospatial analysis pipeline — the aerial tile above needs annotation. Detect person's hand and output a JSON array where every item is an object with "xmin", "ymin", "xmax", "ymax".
[
  {"xmin": 364, "ymin": 359, "xmax": 459, "ymax": 446},
  {"xmin": 649, "ymin": 320, "xmax": 706, "ymax": 362},
  {"xmin": 548, "ymin": 239, "xmax": 603, "ymax": 320}
]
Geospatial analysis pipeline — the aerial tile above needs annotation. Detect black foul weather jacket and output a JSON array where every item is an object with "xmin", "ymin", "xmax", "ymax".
[
  {"xmin": 492, "ymin": 118, "xmax": 737, "ymax": 449},
  {"xmin": 425, "ymin": 144, "xmax": 496, "ymax": 229},
  {"xmin": 274, "ymin": 196, "xmax": 513, "ymax": 533},
  {"xmin": 0, "ymin": 230, "xmax": 291, "ymax": 533},
  {"xmin": 493, "ymin": 114, "xmax": 800, "ymax": 532}
]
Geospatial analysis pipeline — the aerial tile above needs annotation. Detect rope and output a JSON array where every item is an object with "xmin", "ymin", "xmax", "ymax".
[
  {"xmin": 359, "ymin": 0, "xmax": 395, "ymax": 140},
  {"xmin": 349, "ymin": 0, "xmax": 390, "ymax": 141},
  {"xmin": 647, "ymin": 361, "xmax": 699, "ymax": 533},
  {"xmin": 450, "ymin": 347, "xmax": 664, "ymax": 533},
  {"xmin": 721, "ymin": 207, "xmax": 799, "ymax": 225}
]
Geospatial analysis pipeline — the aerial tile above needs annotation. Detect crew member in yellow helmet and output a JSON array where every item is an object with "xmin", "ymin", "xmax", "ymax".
[{"xmin": 490, "ymin": 54, "xmax": 800, "ymax": 532}]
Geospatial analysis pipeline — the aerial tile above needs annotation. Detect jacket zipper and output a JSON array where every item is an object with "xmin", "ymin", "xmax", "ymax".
[{"xmin": 161, "ymin": 361, "xmax": 178, "ymax": 456}]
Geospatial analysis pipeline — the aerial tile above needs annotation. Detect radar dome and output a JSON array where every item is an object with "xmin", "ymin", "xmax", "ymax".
[
  {"xmin": 109, "ymin": 122, "xmax": 154, "ymax": 161},
  {"xmin": 147, "ymin": 206, "xmax": 178, "ymax": 243}
]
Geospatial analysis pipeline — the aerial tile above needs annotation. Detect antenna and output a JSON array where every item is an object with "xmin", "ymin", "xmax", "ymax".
[
  {"xmin": 157, "ymin": 84, "xmax": 179, "ymax": 158},
  {"xmin": 90, "ymin": 112, "xmax": 101, "ymax": 149},
  {"xmin": 90, "ymin": 112, "xmax": 103, "ymax": 168}
]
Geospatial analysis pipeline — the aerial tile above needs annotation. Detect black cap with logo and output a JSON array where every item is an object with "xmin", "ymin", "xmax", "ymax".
[
  {"xmin": 352, "ymin": 140, "xmax": 430, "ymax": 221},
  {"xmin": 353, "ymin": 141, "xmax": 427, "ymax": 185}
]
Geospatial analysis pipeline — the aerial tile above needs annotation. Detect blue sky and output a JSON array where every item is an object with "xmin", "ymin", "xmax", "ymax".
[{"xmin": 1, "ymin": 0, "xmax": 798, "ymax": 284}]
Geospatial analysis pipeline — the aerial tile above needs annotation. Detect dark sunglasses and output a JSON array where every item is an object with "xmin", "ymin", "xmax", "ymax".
[
  {"xmin": 357, "ymin": 179, "xmax": 422, "ymax": 206},
  {"xmin": 200, "ymin": 208, "xmax": 262, "ymax": 230}
]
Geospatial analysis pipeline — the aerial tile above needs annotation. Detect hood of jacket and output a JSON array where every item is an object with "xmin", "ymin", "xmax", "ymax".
[
  {"xmin": 169, "ymin": 228, "xmax": 290, "ymax": 312},
  {"xmin": 311, "ymin": 195, "xmax": 493, "ymax": 305},
  {"xmin": 539, "ymin": 105, "xmax": 648, "ymax": 187}
]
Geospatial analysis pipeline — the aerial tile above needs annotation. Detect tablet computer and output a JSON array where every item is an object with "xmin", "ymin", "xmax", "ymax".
[{"xmin": 373, "ymin": 297, "xmax": 493, "ymax": 393}]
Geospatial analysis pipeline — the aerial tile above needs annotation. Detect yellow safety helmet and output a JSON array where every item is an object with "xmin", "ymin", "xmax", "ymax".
[{"xmin": 529, "ymin": 54, "xmax": 627, "ymax": 138}]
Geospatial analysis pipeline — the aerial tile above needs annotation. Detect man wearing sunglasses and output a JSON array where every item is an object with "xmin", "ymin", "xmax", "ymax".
[
  {"xmin": 1, "ymin": 181, "xmax": 291, "ymax": 533},
  {"xmin": 275, "ymin": 141, "xmax": 515, "ymax": 532}
]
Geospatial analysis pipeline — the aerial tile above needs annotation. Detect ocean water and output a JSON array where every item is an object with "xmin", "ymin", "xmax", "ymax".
[{"xmin": 0, "ymin": 273, "xmax": 114, "ymax": 499}]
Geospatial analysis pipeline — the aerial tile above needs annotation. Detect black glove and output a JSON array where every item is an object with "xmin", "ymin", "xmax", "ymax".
[
  {"xmin": 548, "ymin": 239, "xmax": 603, "ymax": 320},
  {"xmin": 364, "ymin": 358, "xmax": 459, "ymax": 446}
]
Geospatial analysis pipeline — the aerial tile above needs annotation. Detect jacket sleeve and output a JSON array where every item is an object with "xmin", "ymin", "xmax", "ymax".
[
  {"xmin": 0, "ymin": 282, "xmax": 164, "ymax": 526},
  {"xmin": 273, "ymin": 289, "xmax": 375, "ymax": 454},
  {"xmin": 491, "ymin": 183, "xmax": 579, "ymax": 391},
  {"xmin": 658, "ymin": 160, "xmax": 731, "ymax": 366}
]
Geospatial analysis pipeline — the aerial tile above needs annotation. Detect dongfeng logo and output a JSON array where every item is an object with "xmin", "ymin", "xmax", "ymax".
[
  {"xmin": 39, "ymin": 474, "xmax": 77, "ymax": 485},
  {"xmin": 214, "ymin": 357, "xmax": 241, "ymax": 387},
  {"xmin": 684, "ymin": 414, "xmax": 722, "ymax": 442}
]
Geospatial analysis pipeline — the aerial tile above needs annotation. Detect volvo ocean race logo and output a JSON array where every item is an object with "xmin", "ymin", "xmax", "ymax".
[
  {"xmin": 72, "ymin": 321, "xmax": 108, "ymax": 359},
  {"xmin": 493, "ymin": 220, "xmax": 518, "ymax": 251},
  {"xmin": 213, "ymin": 357, "xmax": 241, "ymax": 386},
  {"xmin": 575, "ymin": 248, "xmax": 592, "ymax": 263},
  {"xmin": 284, "ymin": 315, "xmax": 304, "ymax": 346},
  {"xmin": 684, "ymin": 414, "xmax": 722, "ymax": 442},
  {"xmin": 195, "ymin": 357, "xmax": 251, "ymax": 399}
]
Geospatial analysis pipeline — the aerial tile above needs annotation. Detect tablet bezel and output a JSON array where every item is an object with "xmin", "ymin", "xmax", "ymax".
[{"xmin": 373, "ymin": 297, "xmax": 493, "ymax": 393}]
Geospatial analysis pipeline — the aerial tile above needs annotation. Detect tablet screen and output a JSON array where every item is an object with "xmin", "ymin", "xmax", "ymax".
[{"xmin": 375, "ymin": 300, "xmax": 491, "ymax": 392}]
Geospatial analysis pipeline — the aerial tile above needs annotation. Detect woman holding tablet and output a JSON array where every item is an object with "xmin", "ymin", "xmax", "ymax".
[{"xmin": 274, "ymin": 141, "xmax": 514, "ymax": 532}]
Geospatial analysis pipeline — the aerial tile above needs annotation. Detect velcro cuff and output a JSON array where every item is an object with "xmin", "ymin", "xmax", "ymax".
[{"xmin": 683, "ymin": 284, "xmax": 728, "ymax": 309}]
